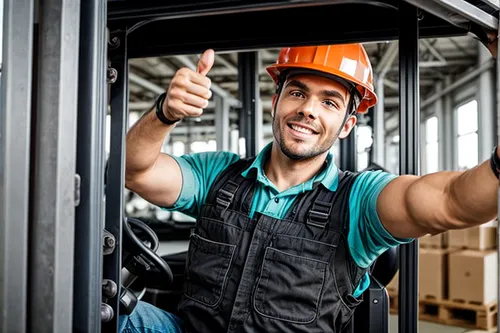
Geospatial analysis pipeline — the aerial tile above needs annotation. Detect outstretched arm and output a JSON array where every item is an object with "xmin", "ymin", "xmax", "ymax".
[{"xmin": 377, "ymin": 147, "xmax": 499, "ymax": 239}]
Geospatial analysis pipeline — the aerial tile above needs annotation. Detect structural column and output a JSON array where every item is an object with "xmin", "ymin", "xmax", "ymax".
[
  {"xmin": 398, "ymin": 3, "xmax": 420, "ymax": 333},
  {"xmin": 215, "ymin": 94, "xmax": 230, "ymax": 151},
  {"xmin": 373, "ymin": 76, "xmax": 385, "ymax": 165},
  {"xmin": 434, "ymin": 81, "xmax": 445, "ymax": 171},
  {"xmin": 443, "ymin": 76, "xmax": 454, "ymax": 170},
  {"xmin": 373, "ymin": 41, "xmax": 398, "ymax": 166},
  {"xmin": 478, "ymin": 42, "xmax": 495, "ymax": 161}
]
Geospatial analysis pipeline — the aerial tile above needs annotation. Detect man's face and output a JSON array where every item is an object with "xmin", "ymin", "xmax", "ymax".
[{"xmin": 272, "ymin": 73, "xmax": 356, "ymax": 160}]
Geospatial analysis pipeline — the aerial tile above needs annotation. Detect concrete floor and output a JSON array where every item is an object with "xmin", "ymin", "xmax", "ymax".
[{"xmin": 389, "ymin": 315, "xmax": 490, "ymax": 333}]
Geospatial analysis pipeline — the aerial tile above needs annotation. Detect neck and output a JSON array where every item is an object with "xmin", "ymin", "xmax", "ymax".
[{"xmin": 264, "ymin": 142, "xmax": 328, "ymax": 192}]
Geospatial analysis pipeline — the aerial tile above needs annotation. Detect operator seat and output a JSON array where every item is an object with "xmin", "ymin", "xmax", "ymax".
[{"xmin": 350, "ymin": 246, "xmax": 399, "ymax": 333}]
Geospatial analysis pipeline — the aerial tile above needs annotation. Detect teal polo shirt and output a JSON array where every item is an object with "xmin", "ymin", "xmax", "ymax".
[{"xmin": 166, "ymin": 142, "xmax": 413, "ymax": 297}]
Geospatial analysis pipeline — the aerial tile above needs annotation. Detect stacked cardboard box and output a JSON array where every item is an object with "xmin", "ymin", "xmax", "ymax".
[
  {"xmin": 446, "ymin": 224, "xmax": 497, "ymax": 306},
  {"xmin": 386, "ymin": 222, "xmax": 498, "ymax": 331}
]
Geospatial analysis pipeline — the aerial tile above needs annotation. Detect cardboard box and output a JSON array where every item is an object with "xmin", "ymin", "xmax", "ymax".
[
  {"xmin": 448, "ymin": 250, "xmax": 498, "ymax": 305},
  {"xmin": 419, "ymin": 248, "xmax": 453, "ymax": 300},
  {"xmin": 448, "ymin": 226, "xmax": 497, "ymax": 250},
  {"xmin": 448, "ymin": 229, "xmax": 468, "ymax": 249},
  {"xmin": 420, "ymin": 232, "xmax": 448, "ymax": 248},
  {"xmin": 386, "ymin": 270, "xmax": 399, "ymax": 293},
  {"xmin": 467, "ymin": 226, "xmax": 496, "ymax": 250}
]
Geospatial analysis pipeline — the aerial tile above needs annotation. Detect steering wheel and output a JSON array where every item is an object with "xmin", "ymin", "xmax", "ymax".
[
  {"xmin": 120, "ymin": 216, "xmax": 174, "ymax": 313},
  {"xmin": 122, "ymin": 216, "xmax": 174, "ymax": 284}
]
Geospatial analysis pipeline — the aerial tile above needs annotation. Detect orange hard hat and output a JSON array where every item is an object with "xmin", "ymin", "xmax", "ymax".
[{"xmin": 266, "ymin": 44, "xmax": 377, "ymax": 114}]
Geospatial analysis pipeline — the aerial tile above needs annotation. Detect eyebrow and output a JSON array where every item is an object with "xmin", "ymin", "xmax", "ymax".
[{"xmin": 286, "ymin": 79, "xmax": 346, "ymax": 107}]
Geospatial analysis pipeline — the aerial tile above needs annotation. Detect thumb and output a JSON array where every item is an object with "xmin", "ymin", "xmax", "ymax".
[{"xmin": 196, "ymin": 49, "xmax": 215, "ymax": 76}]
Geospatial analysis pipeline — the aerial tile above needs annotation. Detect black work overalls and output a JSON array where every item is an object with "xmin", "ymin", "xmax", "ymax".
[{"xmin": 178, "ymin": 157, "xmax": 368, "ymax": 333}]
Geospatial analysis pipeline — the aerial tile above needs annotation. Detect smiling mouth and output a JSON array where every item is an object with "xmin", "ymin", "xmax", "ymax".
[{"xmin": 287, "ymin": 123, "xmax": 319, "ymax": 135}]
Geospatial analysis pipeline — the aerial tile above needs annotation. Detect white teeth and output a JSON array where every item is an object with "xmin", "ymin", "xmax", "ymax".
[{"xmin": 291, "ymin": 124, "xmax": 313, "ymax": 134}]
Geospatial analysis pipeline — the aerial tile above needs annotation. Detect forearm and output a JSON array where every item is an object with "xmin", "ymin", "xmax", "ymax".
[
  {"xmin": 380, "ymin": 153, "xmax": 499, "ymax": 239},
  {"xmin": 408, "ymin": 156, "xmax": 499, "ymax": 234},
  {"xmin": 125, "ymin": 108, "xmax": 175, "ymax": 181},
  {"xmin": 445, "ymin": 158, "xmax": 498, "ymax": 227}
]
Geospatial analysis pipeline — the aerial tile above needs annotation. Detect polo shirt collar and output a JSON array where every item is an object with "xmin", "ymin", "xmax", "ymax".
[{"xmin": 240, "ymin": 142, "xmax": 339, "ymax": 192}]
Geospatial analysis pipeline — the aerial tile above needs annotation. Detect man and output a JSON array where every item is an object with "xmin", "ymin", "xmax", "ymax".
[{"xmin": 121, "ymin": 44, "xmax": 499, "ymax": 333}]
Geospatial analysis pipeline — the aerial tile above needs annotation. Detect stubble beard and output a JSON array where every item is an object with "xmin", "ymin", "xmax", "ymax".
[{"xmin": 272, "ymin": 114, "xmax": 338, "ymax": 161}]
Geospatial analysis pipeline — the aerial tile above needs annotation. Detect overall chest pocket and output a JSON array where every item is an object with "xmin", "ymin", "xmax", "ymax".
[
  {"xmin": 184, "ymin": 233, "xmax": 236, "ymax": 307},
  {"xmin": 253, "ymin": 235, "xmax": 336, "ymax": 324}
]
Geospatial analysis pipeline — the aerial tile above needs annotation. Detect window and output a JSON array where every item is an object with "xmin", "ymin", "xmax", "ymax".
[
  {"xmin": 456, "ymin": 100, "xmax": 478, "ymax": 170},
  {"xmin": 386, "ymin": 136, "xmax": 399, "ymax": 174},
  {"xmin": 425, "ymin": 116, "xmax": 438, "ymax": 173},
  {"xmin": 172, "ymin": 141, "xmax": 185, "ymax": 156},
  {"xmin": 356, "ymin": 125, "xmax": 373, "ymax": 171},
  {"xmin": 191, "ymin": 140, "xmax": 217, "ymax": 153},
  {"xmin": 331, "ymin": 140, "xmax": 341, "ymax": 166}
]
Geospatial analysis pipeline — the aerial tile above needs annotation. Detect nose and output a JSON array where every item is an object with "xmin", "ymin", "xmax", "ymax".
[{"xmin": 297, "ymin": 98, "xmax": 318, "ymax": 120}]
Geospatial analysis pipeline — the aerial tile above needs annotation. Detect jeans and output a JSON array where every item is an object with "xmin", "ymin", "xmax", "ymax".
[{"xmin": 119, "ymin": 301, "xmax": 185, "ymax": 333}]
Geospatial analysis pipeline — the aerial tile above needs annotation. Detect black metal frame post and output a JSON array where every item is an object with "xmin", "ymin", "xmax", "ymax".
[
  {"xmin": 238, "ymin": 52, "xmax": 259, "ymax": 157},
  {"xmin": 29, "ymin": 0, "xmax": 81, "ymax": 331},
  {"xmin": 74, "ymin": 1, "xmax": 107, "ymax": 332},
  {"xmin": 340, "ymin": 129, "xmax": 357, "ymax": 172},
  {"xmin": 103, "ymin": 30, "xmax": 128, "ymax": 332},
  {"xmin": 398, "ymin": 3, "xmax": 420, "ymax": 333},
  {"xmin": 0, "ymin": 1, "xmax": 34, "ymax": 332}
]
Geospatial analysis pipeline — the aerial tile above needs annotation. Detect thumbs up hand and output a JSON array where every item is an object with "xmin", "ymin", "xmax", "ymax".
[
  {"xmin": 197, "ymin": 49, "xmax": 215, "ymax": 75},
  {"xmin": 162, "ymin": 49, "xmax": 215, "ymax": 122}
]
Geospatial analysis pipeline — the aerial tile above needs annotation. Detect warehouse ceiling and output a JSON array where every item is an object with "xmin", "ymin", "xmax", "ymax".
[{"xmin": 127, "ymin": 35, "xmax": 480, "ymax": 142}]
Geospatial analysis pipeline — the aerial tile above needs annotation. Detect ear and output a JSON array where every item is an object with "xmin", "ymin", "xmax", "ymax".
[
  {"xmin": 337, "ymin": 115, "xmax": 357, "ymax": 139},
  {"xmin": 271, "ymin": 94, "xmax": 278, "ymax": 117}
]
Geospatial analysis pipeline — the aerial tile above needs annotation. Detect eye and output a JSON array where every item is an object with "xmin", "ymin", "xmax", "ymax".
[
  {"xmin": 324, "ymin": 99, "xmax": 340, "ymax": 110},
  {"xmin": 289, "ymin": 90, "xmax": 305, "ymax": 98}
]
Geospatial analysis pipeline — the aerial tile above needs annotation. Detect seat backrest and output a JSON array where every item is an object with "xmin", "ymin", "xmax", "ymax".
[
  {"xmin": 348, "ymin": 247, "xmax": 399, "ymax": 332},
  {"xmin": 351, "ymin": 277, "xmax": 390, "ymax": 333},
  {"xmin": 370, "ymin": 246, "xmax": 399, "ymax": 288}
]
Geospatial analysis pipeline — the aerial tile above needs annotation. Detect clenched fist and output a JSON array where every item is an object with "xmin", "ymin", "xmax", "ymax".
[{"xmin": 162, "ymin": 49, "xmax": 215, "ymax": 122}]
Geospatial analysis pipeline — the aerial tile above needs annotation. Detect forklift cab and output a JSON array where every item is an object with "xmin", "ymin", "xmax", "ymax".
[{"xmin": 101, "ymin": 1, "xmax": 498, "ymax": 332}]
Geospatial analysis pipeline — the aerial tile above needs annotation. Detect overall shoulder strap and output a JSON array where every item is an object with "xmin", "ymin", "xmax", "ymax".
[
  {"xmin": 334, "ymin": 170, "xmax": 360, "ymax": 233},
  {"xmin": 205, "ymin": 156, "xmax": 256, "ymax": 215},
  {"xmin": 305, "ymin": 185, "xmax": 336, "ymax": 228},
  {"xmin": 286, "ymin": 170, "xmax": 347, "ymax": 228},
  {"xmin": 335, "ymin": 170, "xmax": 372, "ymax": 288}
]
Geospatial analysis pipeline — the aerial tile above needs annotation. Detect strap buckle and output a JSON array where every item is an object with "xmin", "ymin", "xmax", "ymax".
[
  {"xmin": 215, "ymin": 181, "xmax": 239, "ymax": 211},
  {"xmin": 307, "ymin": 200, "xmax": 332, "ymax": 228}
]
